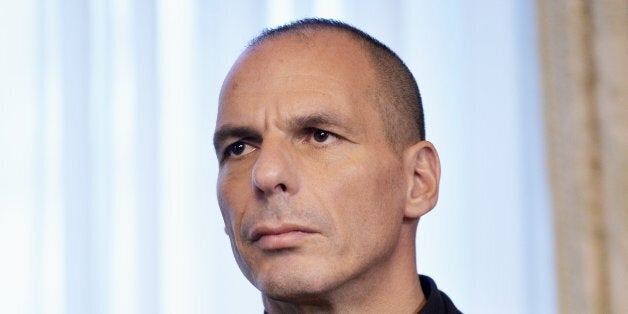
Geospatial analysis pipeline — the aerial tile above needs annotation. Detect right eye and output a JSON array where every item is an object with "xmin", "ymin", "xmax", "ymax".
[{"xmin": 223, "ymin": 141, "xmax": 256, "ymax": 159}]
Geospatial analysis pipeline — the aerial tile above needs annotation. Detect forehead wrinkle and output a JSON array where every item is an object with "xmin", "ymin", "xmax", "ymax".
[{"xmin": 224, "ymin": 78, "xmax": 350, "ymax": 99}]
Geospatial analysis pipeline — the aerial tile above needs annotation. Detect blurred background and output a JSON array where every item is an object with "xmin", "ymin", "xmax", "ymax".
[{"xmin": 1, "ymin": 0, "xmax": 626, "ymax": 313}]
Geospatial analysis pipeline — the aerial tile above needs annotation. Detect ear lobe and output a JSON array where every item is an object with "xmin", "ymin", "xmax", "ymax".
[{"xmin": 403, "ymin": 141, "xmax": 441, "ymax": 219}]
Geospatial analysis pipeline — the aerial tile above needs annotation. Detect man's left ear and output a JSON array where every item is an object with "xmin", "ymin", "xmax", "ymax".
[{"xmin": 403, "ymin": 141, "xmax": 441, "ymax": 219}]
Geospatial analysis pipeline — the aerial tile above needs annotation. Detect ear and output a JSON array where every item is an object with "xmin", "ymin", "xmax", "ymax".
[{"xmin": 403, "ymin": 141, "xmax": 441, "ymax": 219}]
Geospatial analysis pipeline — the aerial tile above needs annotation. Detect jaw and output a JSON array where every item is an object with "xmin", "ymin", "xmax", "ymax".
[{"xmin": 261, "ymin": 225, "xmax": 423, "ymax": 314}]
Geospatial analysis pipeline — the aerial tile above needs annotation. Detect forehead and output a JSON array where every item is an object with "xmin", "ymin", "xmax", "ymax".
[{"xmin": 217, "ymin": 31, "xmax": 380, "ymax": 126}]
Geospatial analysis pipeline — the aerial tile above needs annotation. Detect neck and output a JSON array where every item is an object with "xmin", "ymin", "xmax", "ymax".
[{"xmin": 263, "ymin": 224, "xmax": 425, "ymax": 314}]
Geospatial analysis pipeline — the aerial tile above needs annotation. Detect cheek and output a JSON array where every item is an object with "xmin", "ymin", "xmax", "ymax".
[
  {"xmin": 217, "ymin": 173, "xmax": 258, "ymax": 277},
  {"xmin": 217, "ymin": 168, "xmax": 250, "ymax": 236},
  {"xmin": 318, "ymin": 156, "xmax": 405, "ymax": 243}
]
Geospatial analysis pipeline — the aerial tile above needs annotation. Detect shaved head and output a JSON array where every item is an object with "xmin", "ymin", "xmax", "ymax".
[
  {"xmin": 215, "ymin": 18, "xmax": 449, "ymax": 314},
  {"xmin": 247, "ymin": 18, "xmax": 425, "ymax": 151}
]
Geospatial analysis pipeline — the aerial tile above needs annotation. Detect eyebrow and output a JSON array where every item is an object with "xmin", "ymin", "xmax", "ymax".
[
  {"xmin": 286, "ymin": 112, "xmax": 351, "ymax": 133},
  {"xmin": 213, "ymin": 125, "xmax": 261, "ymax": 153}
]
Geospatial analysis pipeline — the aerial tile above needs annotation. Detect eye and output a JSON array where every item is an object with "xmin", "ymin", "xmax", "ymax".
[
  {"xmin": 223, "ymin": 141, "xmax": 256, "ymax": 159},
  {"xmin": 313, "ymin": 129, "xmax": 331, "ymax": 142},
  {"xmin": 306, "ymin": 128, "xmax": 339, "ymax": 145}
]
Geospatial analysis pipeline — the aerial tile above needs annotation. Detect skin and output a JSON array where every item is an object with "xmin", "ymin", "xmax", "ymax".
[{"xmin": 214, "ymin": 30, "xmax": 441, "ymax": 313}]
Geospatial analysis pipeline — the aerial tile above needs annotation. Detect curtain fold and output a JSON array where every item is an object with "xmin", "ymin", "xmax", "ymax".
[{"xmin": 537, "ymin": 1, "xmax": 628, "ymax": 313}]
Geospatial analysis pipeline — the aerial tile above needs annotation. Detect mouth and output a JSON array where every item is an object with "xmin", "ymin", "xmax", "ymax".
[{"xmin": 248, "ymin": 224, "xmax": 318, "ymax": 250}]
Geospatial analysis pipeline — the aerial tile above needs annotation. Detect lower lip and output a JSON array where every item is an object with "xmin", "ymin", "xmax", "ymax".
[{"xmin": 254, "ymin": 231, "xmax": 313, "ymax": 250}]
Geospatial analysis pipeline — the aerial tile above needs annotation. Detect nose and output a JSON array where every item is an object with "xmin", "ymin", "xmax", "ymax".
[{"xmin": 252, "ymin": 139, "xmax": 298, "ymax": 197}]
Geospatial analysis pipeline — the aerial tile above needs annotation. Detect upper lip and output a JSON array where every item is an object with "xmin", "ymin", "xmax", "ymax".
[{"xmin": 248, "ymin": 223, "xmax": 318, "ymax": 242}]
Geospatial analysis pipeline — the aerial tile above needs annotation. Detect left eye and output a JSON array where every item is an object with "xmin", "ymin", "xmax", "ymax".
[
  {"xmin": 306, "ymin": 128, "xmax": 340, "ymax": 145},
  {"xmin": 312, "ymin": 129, "xmax": 331, "ymax": 142}
]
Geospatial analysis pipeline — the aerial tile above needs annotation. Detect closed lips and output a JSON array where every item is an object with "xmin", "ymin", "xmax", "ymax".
[{"xmin": 248, "ymin": 224, "xmax": 318, "ymax": 242}]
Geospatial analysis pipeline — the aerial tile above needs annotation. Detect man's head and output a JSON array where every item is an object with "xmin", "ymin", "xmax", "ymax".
[{"xmin": 213, "ymin": 19, "xmax": 440, "ymax": 310}]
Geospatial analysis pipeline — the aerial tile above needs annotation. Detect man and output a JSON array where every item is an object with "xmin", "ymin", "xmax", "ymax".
[{"xmin": 213, "ymin": 18, "xmax": 460, "ymax": 313}]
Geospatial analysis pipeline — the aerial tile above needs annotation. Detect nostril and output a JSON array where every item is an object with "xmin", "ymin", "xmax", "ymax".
[{"xmin": 277, "ymin": 183, "xmax": 287, "ymax": 192}]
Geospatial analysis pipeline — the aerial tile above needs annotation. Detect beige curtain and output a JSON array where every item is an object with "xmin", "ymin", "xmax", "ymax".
[{"xmin": 537, "ymin": 0, "xmax": 627, "ymax": 313}]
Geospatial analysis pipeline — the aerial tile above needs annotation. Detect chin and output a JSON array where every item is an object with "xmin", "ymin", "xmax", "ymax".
[{"xmin": 255, "ymin": 267, "xmax": 335, "ymax": 302}]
